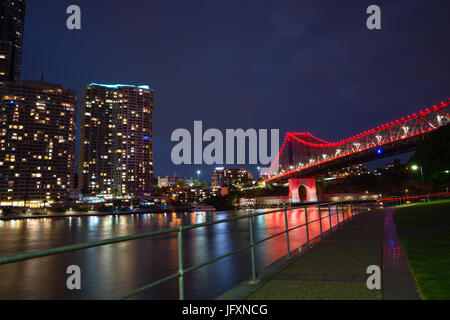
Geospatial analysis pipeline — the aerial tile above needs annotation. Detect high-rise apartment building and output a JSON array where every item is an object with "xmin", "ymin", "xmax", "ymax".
[
  {"xmin": 0, "ymin": 81, "xmax": 77, "ymax": 207},
  {"xmin": 79, "ymin": 83, "xmax": 154, "ymax": 199},
  {"xmin": 0, "ymin": 0, "xmax": 26, "ymax": 85}
]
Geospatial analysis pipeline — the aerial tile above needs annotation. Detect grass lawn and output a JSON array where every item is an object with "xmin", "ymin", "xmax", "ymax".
[
  {"xmin": 394, "ymin": 199, "xmax": 450, "ymax": 226},
  {"xmin": 393, "ymin": 199, "xmax": 450, "ymax": 300},
  {"xmin": 400, "ymin": 233, "xmax": 450, "ymax": 300}
]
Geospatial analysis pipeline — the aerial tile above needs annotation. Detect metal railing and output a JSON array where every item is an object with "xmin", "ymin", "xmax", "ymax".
[{"xmin": 0, "ymin": 201, "xmax": 367, "ymax": 300}]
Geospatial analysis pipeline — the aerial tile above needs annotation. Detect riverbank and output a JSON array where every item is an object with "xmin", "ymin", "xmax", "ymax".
[{"xmin": 0, "ymin": 207, "xmax": 194, "ymax": 221}]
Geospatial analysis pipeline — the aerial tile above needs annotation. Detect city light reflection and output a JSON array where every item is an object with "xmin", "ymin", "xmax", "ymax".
[{"xmin": 0, "ymin": 206, "xmax": 361, "ymax": 299}]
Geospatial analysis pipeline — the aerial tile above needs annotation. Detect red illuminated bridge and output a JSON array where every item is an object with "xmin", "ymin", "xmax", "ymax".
[{"xmin": 267, "ymin": 99, "xmax": 450, "ymax": 186}]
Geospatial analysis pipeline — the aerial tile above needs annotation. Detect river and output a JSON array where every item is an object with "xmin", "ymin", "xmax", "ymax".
[{"xmin": 0, "ymin": 206, "xmax": 351, "ymax": 299}]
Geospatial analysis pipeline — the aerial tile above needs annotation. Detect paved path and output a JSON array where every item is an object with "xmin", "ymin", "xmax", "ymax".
[
  {"xmin": 383, "ymin": 210, "xmax": 421, "ymax": 300},
  {"xmin": 240, "ymin": 208, "xmax": 420, "ymax": 300}
]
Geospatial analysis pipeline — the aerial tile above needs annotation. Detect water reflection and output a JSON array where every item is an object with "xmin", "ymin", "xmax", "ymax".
[{"xmin": 0, "ymin": 206, "xmax": 356, "ymax": 299}]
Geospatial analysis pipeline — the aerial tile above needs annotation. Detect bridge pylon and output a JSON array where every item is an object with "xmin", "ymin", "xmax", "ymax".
[{"xmin": 289, "ymin": 178, "xmax": 318, "ymax": 204}]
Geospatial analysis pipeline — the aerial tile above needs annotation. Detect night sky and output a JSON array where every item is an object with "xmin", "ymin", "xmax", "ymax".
[{"xmin": 21, "ymin": 0, "xmax": 450, "ymax": 180}]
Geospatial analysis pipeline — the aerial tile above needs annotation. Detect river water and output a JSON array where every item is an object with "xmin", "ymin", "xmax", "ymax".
[{"xmin": 0, "ymin": 206, "xmax": 353, "ymax": 300}]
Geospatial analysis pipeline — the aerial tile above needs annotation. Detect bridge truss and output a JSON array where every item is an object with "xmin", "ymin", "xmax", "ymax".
[{"xmin": 267, "ymin": 99, "xmax": 450, "ymax": 182}]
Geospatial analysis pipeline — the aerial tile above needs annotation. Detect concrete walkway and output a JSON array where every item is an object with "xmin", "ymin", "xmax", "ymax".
[
  {"xmin": 222, "ymin": 208, "xmax": 420, "ymax": 300},
  {"xmin": 382, "ymin": 210, "xmax": 421, "ymax": 300}
]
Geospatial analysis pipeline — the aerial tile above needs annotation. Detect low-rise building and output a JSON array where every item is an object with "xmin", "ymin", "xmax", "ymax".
[
  {"xmin": 327, "ymin": 164, "xmax": 370, "ymax": 178},
  {"xmin": 211, "ymin": 168, "xmax": 253, "ymax": 190},
  {"xmin": 239, "ymin": 196, "xmax": 291, "ymax": 208},
  {"xmin": 171, "ymin": 187, "xmax": 213, "ymax": 205},
  {"xmin": 158, "ymin": 176, "xmax": 194, "ymax": 188}
]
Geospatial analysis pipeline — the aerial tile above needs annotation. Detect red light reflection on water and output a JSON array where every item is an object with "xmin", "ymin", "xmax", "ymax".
[{"xmin": 0, "ymin": 206, "xmax": 357, "ymax": 299}]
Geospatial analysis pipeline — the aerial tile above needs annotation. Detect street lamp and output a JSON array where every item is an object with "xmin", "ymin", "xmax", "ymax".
[
  {"xmin": 411, "ymin": 164, "xmax": 426, "ymax": 201},
  {"xmin": 197, "ymin": 170, "xmax": 201, "ymax": 181}
]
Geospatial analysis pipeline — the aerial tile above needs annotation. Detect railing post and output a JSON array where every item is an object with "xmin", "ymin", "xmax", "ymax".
[
  {"xmin": 328, "ymin": 203, "xmax": 332, "ymax": 231},
  {"xmin": 350, "ymin": 202, "xmax": 353, "ymax": 218},
  {"xmin": 349, "ymin": 202, "xmax": 353, "ymax": 219},
  {"xmin": 344, "ymin": 202, "xmax": 347, "ymax": 220},
  {"xmin": 284, "ymin": 208, "xmax": 291, "ymax": 260},
  {"xmin": 348, "ymin": 202, "xmax": 351, "ymax": 219},
  {"xmin": 336, "ymin": 203, "xmax": 340, "ymax": 225},
  {"xmin": 343, "ymin": 202, "xmax": 346, "ymax": 221},
  {"xmin": 249, "ymin": 212, "xmax": 257, "ymax": 283},
  {"xmin": 318, "ymin": 205, "xmax": 323, "ymax": 240},
  {"xmin": 177, "ymin": 226, "xmax": 184, "ymax": 300},
  {"xmin": 304, "ymin": 206, "xmax": 310, "ymax": 248}
]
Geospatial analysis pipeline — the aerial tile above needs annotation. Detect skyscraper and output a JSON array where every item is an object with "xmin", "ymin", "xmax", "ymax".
[
  {"xmin": 0, "ymin": 81, "xmax": 77, "ymax": 207},
  {"xmin": 0, "ymin": 0, "xmax": 26, "ymax": 85},
  {"xmin": 79, "ymin": 83, "xmax": 154, "ymax": 199}
]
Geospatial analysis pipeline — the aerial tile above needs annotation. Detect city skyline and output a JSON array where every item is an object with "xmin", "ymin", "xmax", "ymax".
[
  {"xmin": 0, "ymin": 0, "xmax": 449, "ymax": 303},
  {"xmin": 19, "ymin": 0, "xmax": 450, "ymax": 179},
  {"xmin": 19, "ymin": 0, "xmax": 450, "ymax": 180}
]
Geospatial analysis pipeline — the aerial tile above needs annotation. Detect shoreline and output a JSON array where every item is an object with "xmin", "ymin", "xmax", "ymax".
[{"xmin": 0, "ymin": 207, "xmax": 192, "ymax": 221}]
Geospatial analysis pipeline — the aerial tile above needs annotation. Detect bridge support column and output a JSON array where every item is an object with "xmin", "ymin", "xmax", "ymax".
[{"xmin": 289, "ymin": 178, "xmax": 318, "ymax": 204}]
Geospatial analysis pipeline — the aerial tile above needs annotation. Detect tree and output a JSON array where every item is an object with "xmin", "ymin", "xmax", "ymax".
[
  {"xmin": 408, "ymin": 124, "xmax": 450, "ymax": 184},
  {"xmin": 193, "ymin": 179, "xmax": 207, "ymax": 189}
]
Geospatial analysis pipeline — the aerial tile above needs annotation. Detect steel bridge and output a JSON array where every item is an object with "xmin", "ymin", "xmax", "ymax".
[{"xmin": 267, "ymin": 99, "xmax": 450, "ymax": 183}]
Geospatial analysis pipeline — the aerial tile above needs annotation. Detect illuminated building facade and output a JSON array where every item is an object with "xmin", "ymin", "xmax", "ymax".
[
  {"xmin": 327, "ymin": 163, "xmax": 370, "ymax": 178},
  {"xmin": 171, "ymin": 187, "xmax": 211, "ymax": 205},
  {"xmin": 0, "ymin": 81, "xmax": 77, "ymax": 207},
  {"xmin": 210, "ymin": 168, "xmax": 253, "ymax": 189},
  {"xmin": 158, "ymin": 176, "xmax": 194, "ymax": 188},
  {"xmin": 0, "ymin": 0, "xmax": 26, "ymax": 85},
  {"xmin": 79, "ymin": 83, "xmax": 154, "ymax": 199}
]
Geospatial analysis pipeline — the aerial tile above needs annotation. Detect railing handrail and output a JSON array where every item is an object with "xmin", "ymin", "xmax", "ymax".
[
  {"xmin": 0, "ymin": 200, "xmax": 365, "ymax": 300},
  {"xmin": 0, "ymin": 201, "xmax": 347, "ymax": 265}
]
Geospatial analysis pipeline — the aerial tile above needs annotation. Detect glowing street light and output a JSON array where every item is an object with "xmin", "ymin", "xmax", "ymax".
[
  {"xmin": 411, "ymin": 164, "xmax": 426, "ymax": 201},
  {"xmin": 197, "ymin": 170, "xmax": 201, "ymax": 181}
]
